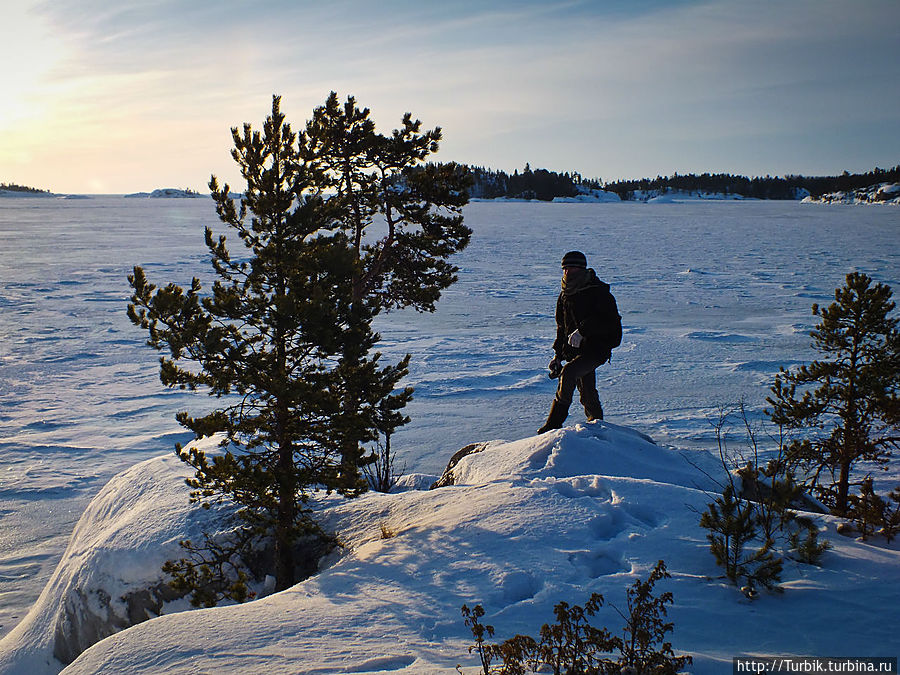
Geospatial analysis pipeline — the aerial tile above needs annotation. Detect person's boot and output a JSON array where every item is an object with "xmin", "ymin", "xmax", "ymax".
[
  {"xmin": 538, "ymin": 399, "xmax": 568, "ymax": 434},
  {"xmin": 584, "ymin": 401, "xmax": 603, "ymax": 422}
]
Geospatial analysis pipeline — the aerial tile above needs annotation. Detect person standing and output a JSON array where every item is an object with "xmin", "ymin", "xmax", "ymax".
[{"xmin": 538, "ymin": 250, "xmax": 621, "ymax": 434}]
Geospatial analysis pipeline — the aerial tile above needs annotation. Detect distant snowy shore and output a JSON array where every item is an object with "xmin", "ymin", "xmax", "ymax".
[
  {"xmin": 471, "ymin": 184, "xmax": 900, "ymax": 204},
  {"xmin": 469, "ymin": 187, "xmax": 622, "ymax": 203},
  {"xmin": 2, "ymin": 424, "xmax": 898, "ymax": 675},
  {"xmin": 626, "ymin": 189, "xmax": 762, "ymax": 203},
  {"xmin": 802, "ymin": 181, "xmax": 900, "ymax": 205},
  {"xmin": 470, "ymin": 189, "xmax": 751, "ymax": 204},
  {"xmin": 475, "ymin": 188, "xmax": 807, "ymax": 203},
  {"xmin": 0, "ymin": 190, "xmax": 58, "ymax": 198}
]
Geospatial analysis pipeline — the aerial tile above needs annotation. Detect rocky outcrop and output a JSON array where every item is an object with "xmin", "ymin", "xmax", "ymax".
[
  {"xmin": 53, "ymin": 582, "xmax": 185, "ymax": 664},
  {"xmin": 430, "ymin": 442, "xmax": 490, "ymax": 489},
  {"xmin": 802, "ymin": 182, "xmax": 900, "ymax": 205}
]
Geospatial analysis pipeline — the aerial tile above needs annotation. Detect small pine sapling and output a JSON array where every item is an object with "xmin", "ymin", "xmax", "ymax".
[
  {"xmin": 460, "ymin": 604, "xmax": 497, "ymax": 675},
  {"xmin": 740, "ymin": 539, "xmax": 784, "ymax": 594},
  {"xmin": 882, "ymin": 487, "xmax": 900, "ymax": 542},
  {"xmin": 459, "ymin": 562, "xmax": 692, "ymax": 674},
  {"xmin": 788, "ymin": 520, "xmax": 830, "ymax": 566},
  {"xmin": 699, "ymin": 485, "xmax": 783, "ymax": 592},
  {"xmin": 459, "ymin": 595, "xmax": 617, "ymax": 675},
  {"xmin": 533, "ymin": 594, "xmax": 616, "ymax": 675},
  {"xmin": 848, "ymin": 477, "xmax": 887, "ymax": 541},
  {"xmin": 748, "ymin": 460, "xmax": 808, "ymax": 540},
  {"xmin": 614, "ymin": 560, "xmax": 693, "ymax": 674}
]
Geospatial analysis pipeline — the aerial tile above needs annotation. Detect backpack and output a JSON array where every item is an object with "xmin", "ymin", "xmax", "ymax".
[{"xmin": 603, "ymin": 288, "xmax": 623, "ymax": 351}]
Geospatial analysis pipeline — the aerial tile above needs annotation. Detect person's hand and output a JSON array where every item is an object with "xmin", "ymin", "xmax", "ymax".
[
  {"xmin": 567, "ymin": 330, "xmax": 583, "ymax": 348},
  {"xmin": 548, "ymin": 357, "xmax": 563, "ymax": 379}
]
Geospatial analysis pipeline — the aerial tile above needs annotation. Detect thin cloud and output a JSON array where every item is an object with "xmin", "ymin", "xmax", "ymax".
[{"xmin": 8, "ymin": 0, "xmax": 900, "ymax": 192}]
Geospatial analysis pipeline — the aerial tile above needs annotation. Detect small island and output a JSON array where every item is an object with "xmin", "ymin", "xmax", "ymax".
[
  {"xmin": 123, "ymin": 188, "xmax": 203, "ymax": 198},
  {"xmin": 0, "ymin": 182, "xmax": 54, "ymax": 197}
]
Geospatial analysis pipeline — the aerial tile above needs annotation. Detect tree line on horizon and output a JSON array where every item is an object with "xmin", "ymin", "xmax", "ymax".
[
  {"xmin": 0, "ymin": 182, "xmax": 51, "ymax": 193},
  {"xmin": 466, "ymin": 164, "xmax": 900, "ymax": 202},
  {"xmin": 6, "ymin": 165, "xmax": 898, "ymax": 202}
]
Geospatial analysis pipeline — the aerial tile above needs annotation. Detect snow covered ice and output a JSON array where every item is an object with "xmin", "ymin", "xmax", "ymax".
[{"xmin": 1, "ymin": 198, "xmax": 899, "ymax": 672}]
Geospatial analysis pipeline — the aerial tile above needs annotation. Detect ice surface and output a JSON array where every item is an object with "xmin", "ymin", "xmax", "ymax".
[{"xmin": 0, "ymin": 198, "xmax": 898, "ymax": 658}]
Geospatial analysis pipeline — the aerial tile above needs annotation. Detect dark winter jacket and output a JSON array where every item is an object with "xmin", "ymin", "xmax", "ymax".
[{"xmin": 553, "ymin": 269, "xmax": 620, "ymax": 362}]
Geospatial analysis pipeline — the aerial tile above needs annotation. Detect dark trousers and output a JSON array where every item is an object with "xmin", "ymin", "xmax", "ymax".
[{"xmin": 555, "ymin": 353, "xmax": 606, "ymax": 421}]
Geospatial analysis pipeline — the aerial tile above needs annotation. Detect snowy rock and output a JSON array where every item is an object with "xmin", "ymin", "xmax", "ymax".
[
  {"xmin": 552, "ymin": 188, "xmax": 621, "ymax": 203},
  {"xmin": 3, "ymin": 423, "xmax": 900, "ymax": 674},
  {"xmin": 737, "ymin": 469, "xmax": 826, "ymax": 514},
  {"xmin": 391, "ymin": 472, "xmax": 440, "ymax": 492},
  {"xmin": 429, "ymin": 441, "xmax": 491, "ymax": 488},
  {"xmin": 802, "ymin": 181, "xmax": 900, "ymax": 205},
  {"xmin": 0, "ymin": 441, "xmax": 225, "ymax": 674},
  {"xmin": 52, "ymin": 580, "xmax": 184, "ymax": 664}
]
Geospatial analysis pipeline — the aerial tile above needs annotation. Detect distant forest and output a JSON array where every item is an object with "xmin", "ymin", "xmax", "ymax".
[
  {"xmin": 5, "ymin": 165, "xmax": 899, "ymax": 202},
  {"xmin": 468, "ymin": 163, "xmax": 601, "ymax": 201},
  {"xmin": 0, "ymin": 182, "xmax": 50, "ymax": 194},
  {"xmin": 466, "ymin": 164, "xmax": 900, "ymax": 202}
]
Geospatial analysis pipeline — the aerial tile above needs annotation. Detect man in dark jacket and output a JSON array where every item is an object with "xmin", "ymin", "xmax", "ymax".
[{"xmin": 538, "ymin": 250, "xmax": 620, "ymax": 433}]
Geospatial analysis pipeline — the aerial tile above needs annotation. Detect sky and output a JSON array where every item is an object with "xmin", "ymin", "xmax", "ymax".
[{"xmin": 1, "ymin": 0, "xmax": 899, "ymax": 194}]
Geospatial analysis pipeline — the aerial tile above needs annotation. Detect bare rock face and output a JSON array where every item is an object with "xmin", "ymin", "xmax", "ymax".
[
  {"xmin": 430, "ymin": 442, "xmax": 490, "ymax": 489},
  {"xmin": 51, "ymin": 529, "xmax": 335, "ymax": 664},
  {"xmin": 737, "ymin": 470, "xmax": 826, "ymax": 514},
  {"xmin": 53, "ymin": 582, "xmax": 186, "ymax": 664}
]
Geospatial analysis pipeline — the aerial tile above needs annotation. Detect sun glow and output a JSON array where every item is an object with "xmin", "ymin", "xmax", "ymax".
[{"xmin": 0, "ymin": 4, "xmax": 65, "ymax": 132}]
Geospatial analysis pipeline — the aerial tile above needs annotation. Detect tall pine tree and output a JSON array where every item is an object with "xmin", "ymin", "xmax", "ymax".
[
  {"xmin": 297, "ymin": 93, "xmax": 471, "ymax": 482},
  {"xmin": 767, "ymin": 272, "xmax": 900, "ymax": 516},
  {"xmin": 299, "ymin": 92, "xmax": 471, "ymax": 312},
  {"xmin": 128, "ymin": 96, "xmax": 416, "ymax": 593}
]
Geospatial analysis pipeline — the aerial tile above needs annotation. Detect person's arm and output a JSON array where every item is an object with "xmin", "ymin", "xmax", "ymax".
[{"xmin": 551, "ymin": 294, "xmax": 566, "ymax": 357}]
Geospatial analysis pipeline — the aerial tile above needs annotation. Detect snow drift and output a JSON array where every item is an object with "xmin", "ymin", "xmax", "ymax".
[{"xmin": 1, "ymin": 423, "xmax": 898, "ymax": 674}]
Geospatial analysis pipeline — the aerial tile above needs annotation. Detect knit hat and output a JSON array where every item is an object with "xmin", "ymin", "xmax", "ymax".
[{"xmin": 561, "ymin": 250, "xmax": 587, "ymax": 269}]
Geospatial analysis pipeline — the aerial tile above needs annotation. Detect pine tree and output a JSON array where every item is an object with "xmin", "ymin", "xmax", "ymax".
[
  {"xmin": 767, "ymin": 272, "xmax": 900, "ymax": 516},
  {"xmin": 298, "ymin": 92, "xmax": 471, "ymax": 312},
  {"xmin": 699, "ymin": 485, "xmax": 782, "ymax": 590},
  {"xmin": 297, "ymin": 93, "xmax": 470, "ymax": 484},
  {"xmin": 127, "ymin": 96, "xmax": 416, "ymax": 594}
]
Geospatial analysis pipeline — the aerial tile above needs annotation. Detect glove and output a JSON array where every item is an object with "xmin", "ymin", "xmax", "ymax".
[
  {"xmin": 567, "ymin": 329, "xmax": 584, "ymax": 348},
  {"xmin": 548, "ymin": 357, "xmax": 563, "ymax": 379}
]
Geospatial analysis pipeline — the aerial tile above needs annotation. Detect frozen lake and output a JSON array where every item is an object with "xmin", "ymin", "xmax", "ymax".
[{"xmin": 0, "ymin": 197, "xmax": 898, "ymax": 639}]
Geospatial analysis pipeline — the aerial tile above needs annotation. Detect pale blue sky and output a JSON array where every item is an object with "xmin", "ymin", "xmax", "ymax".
[{"xmin": 2, "ymin": 0, "xmax": 898, "ymax": 193}]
